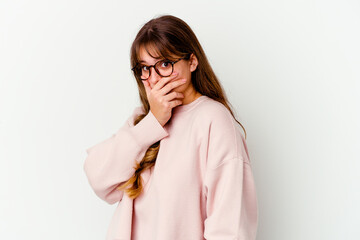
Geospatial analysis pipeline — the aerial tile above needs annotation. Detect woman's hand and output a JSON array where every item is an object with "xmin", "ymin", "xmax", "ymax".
[{"xmin": 142, "ymin": 71, "xmax": 187, "ymax": 127}]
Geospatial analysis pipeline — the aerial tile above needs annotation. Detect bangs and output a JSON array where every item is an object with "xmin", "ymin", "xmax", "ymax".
[{"xmin": 135, "ymin": 39, "xmax": 181, "ymax": 66}]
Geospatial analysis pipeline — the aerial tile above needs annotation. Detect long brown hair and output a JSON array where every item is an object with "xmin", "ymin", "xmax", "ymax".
[{"xmin": 116, "ymin": 14, "xmax": 247, "ymax": 199}]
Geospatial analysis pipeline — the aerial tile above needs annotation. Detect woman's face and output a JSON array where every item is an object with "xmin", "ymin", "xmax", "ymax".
[{"xmin": 138, "ymin": 45, "xmax": 198, "ymax": 94}]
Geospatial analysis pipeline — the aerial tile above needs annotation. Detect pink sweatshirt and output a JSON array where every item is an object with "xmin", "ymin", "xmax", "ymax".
[{"xmin": 84, "ymin": 95, "xmax": 258, "ymax": 240}]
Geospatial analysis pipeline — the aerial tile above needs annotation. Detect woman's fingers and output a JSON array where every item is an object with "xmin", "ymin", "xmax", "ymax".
[
  {"xmin": 160, "ymin": 78, "xmax": 187, "ymax": 96},
  {"xmin": 151, "ymin": 71, "xmax": 179, "ymax": 92},
  {"xmin": 164, "ymin": 91, "xmax": 185, "ymax": 103},
  {"xmin": 141, "ymin": 71, "xmax": 187, "ymax": 127}
]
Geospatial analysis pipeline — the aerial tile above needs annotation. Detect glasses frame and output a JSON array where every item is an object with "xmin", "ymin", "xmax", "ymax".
[{"xmin": 131, "ymin": 56, "xmax": 189, "ymax": 80}]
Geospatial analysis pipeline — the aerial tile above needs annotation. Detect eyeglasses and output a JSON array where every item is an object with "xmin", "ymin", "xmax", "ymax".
[{"xmin": 131, "ymin": 56, "xmax": 188, "ymax": 80}]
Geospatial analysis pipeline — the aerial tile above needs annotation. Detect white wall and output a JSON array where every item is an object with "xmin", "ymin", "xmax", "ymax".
[{"xmin": 1, "ymin": 0, "xmax": 359, "ymax": 239}]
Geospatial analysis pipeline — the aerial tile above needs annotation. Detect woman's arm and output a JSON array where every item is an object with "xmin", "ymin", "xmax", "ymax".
[
  {"xmin": 202, "ymin": 106, "xmax": 258, "ymax": 240},
  {"xmin": 203, "ymin": 158, "xmax": 258, "ymax": 240},
  {"xmin": 83, "ymin": 106, "xmax": 169, "ymax": 204}
]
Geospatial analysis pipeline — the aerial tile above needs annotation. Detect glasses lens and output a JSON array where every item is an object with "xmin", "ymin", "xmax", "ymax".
[
  {"xmin": 155, "ymin": 60, "xmax": 173, "ymax": 77},
  {"xmin": 140, "ymin": 67, "xmax": 149, "ymax": 80},
  {"xmin": 135, "ymin": 59, "xmax": 173, "ymax": 80},
  {"xmin": 133, "ymin": 65, "xmax": 149, "ymax": 80}
]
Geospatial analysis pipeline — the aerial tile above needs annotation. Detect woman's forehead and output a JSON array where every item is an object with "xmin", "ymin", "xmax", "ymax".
[
  {"xmin": 138, "ymin": 44, "xmax": 177, "ymax": 63},
  {"xmin": 140, "ymin": 44, "xmax": 160, "ymax": 57},
  {"xmin": 139, "ymin": 45, "xmax": 161, "ymax": 63}
]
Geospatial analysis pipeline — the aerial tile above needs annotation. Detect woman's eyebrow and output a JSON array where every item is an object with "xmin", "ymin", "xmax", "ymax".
[{"xmin": 139, "ymin": 57, "xmax": 163, "ymax": 64}]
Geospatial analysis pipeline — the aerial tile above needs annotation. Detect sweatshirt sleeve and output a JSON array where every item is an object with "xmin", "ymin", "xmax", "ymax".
[
  {"xmin": 83, "ymin": 107, "xmax": 169, "ymax": 205},
  {"xmin": 202, "ymin": 105, "xmax": 258, "ymax": 239},
  {"xmin": 203, "ymin": 158, "xmax": 258, "ymax": 240}
]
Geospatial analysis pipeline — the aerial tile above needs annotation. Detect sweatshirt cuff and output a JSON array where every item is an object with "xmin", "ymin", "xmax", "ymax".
[{"xmin": 128, "ymin": 110, "xmax": 169, "ymax": 149}]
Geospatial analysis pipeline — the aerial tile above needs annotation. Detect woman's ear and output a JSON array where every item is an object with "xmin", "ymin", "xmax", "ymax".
[{"xmin": 189, "ymin": 53, "xmax": 198, "ymax": 72}]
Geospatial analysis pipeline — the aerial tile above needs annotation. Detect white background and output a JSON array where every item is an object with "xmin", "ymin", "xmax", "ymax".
[{"xmin": 1, "ymin": 0, "xmax": 359, "ymax": 239}]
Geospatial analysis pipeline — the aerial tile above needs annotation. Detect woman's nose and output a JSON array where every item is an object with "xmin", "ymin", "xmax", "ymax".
[{"xmin": 148, "ymin": 67, "xmax": 161, "ymax": 84}]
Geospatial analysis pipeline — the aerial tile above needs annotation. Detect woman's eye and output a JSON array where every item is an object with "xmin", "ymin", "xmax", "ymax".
[
  {"xmin": 160, "ymin": 61, "xmax": 171, "ymax": 68},
  {"xmin": 141, "ymin": 65, "xmax": 149, "ymax": 71}
]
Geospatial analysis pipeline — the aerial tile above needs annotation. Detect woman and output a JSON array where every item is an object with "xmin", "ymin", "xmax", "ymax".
[{"xmin": 84, "ymin": 14, "xmax": 258, "ymax": 240}]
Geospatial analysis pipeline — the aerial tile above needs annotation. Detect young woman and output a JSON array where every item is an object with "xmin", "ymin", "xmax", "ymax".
[{"xmin": 84, "ymin": 14, "xmax": 258, "ymax": 240}]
